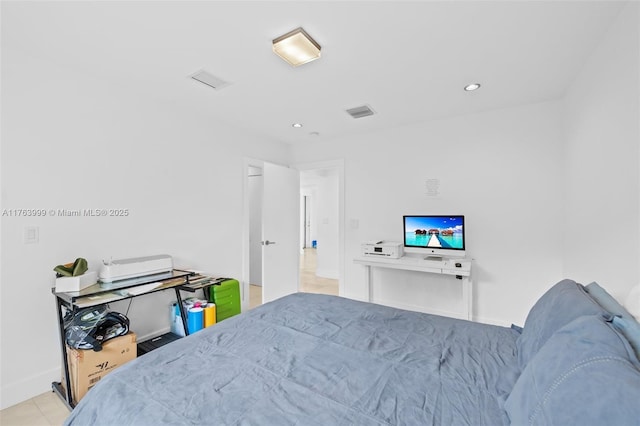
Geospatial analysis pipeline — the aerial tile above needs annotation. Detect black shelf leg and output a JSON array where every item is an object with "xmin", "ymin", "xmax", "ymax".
[
  {"xmin": 174, "ymin": 288, "xmax": 190, "ymax": 336},
  {"xmin": 53, "ymin": 297, "xmax": 75, "ymax": 409}
]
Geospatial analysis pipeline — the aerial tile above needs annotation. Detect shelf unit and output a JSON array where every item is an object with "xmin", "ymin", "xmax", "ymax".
[{"xmin": 51, "ymin": 269, "xmax": 226, "ymax": 409}]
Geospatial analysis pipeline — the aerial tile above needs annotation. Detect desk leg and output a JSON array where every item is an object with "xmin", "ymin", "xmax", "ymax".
[
  {"xmin": 364, "ymin": 265, "xmax": 373, "ymax": 302},
  {"xmin": 174, "ymin": 288, "xmax": 190, "ymax": 336},
  {"xmin": 54, "ymin": 298, "xmax": 74, "ymax": 409},
  {"xmin": 461, "ymin": 276, "xmax": 472, "ymax": 321}
]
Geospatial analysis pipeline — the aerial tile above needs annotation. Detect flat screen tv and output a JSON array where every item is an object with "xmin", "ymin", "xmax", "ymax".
[{"xmin": 403, "ymin": 215, "xmax": 465, "ymax": 259}]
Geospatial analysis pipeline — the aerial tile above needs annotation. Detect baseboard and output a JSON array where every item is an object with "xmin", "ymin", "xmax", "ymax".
[
  {"xmin": 0, "ymin": 365, "xmax": 61, "ymax": 410},
  {"xmin": 136, "ymin": 326, "xmax": 172, "ymax": 343}
]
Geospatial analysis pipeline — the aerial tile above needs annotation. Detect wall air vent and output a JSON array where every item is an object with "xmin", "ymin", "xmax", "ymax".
[
  {"xmin": 345, "ymin": 105, "xmax": 375, "ymax": 119},
  {"xmin": 189, "ymin": 69, "xmax": 230, "ymax": 90}
]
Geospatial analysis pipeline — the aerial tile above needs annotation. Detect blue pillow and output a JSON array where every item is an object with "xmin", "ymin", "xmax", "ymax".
[
  {"xmin": 516, "ymin": 279, "xmax": 607, "ymax": 368},
  {"xmin": 505, "ymin": 314, "xmax": 640, "ymax": 426},
  {"xmin": 612, "ymin": 316, "xmax": 640, "ymax": 361},
  {"xmin": 585, "ymin": 281, "xmax": 635, "ymax": 321}
]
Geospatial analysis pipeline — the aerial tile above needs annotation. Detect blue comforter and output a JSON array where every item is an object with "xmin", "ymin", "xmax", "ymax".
[{"xmin": 64, "ymin": 293, "xmax": 520, "ymax": 425}]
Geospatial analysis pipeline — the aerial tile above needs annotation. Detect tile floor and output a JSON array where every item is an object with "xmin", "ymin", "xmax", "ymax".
[
  {"xmin": 0, "ymin": 389, "xmax": 69, "ymax": 426},
  {"xmin": 1, "ymin": 248, "xmax": 337, "ymax": 425}
]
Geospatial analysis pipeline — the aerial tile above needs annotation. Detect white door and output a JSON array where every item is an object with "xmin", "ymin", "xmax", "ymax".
[{"xmin": 262, "ymin": 162, "xmax": 300, "ymax": 303}]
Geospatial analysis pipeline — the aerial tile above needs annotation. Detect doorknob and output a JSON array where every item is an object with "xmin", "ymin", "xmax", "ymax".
[{"xmin": 262, "ymin": 240, "xmax": 277, "ymax": 246}]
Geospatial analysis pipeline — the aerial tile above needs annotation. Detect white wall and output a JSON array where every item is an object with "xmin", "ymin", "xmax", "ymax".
[
  {"xmin": 289, "ymin": 3, "xmax": 640, "ymax": 326},
  {"xmin": 291, "ymin": 101, "xmax": 566, "ymax": 325},
  {"xmin": 562, "ymin": 1, "xmax": 639, "ymax": 302},
  {"xmin": 0, "ymin": 48, "xmax": 290, "ymax": 409}
]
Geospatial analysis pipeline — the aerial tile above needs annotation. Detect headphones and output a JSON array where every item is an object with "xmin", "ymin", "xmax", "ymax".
[{"xmin": 65, "ymin": 308, "xmax": 129, "ymax": 352}]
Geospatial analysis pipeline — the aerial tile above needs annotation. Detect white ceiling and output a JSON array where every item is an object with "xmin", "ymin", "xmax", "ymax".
[{"xmin": 2, "ymin": 1, "xmax": 626, "ymax": 145}]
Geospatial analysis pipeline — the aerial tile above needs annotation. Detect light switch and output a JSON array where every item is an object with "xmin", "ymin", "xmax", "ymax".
[
  {"xmin": 24, "ymin": 226, "xmax": 39, "ymax": 244},
  {"xmin": 350, "ymin": 219, "xmax": 359, "ymax": 229}
]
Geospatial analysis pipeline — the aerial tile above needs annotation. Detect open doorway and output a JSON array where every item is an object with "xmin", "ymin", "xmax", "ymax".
[
  {"xmin": 297, "ymin": 160, "xmax": 344, "ymax": 298},
  {"xmin": 299, "ymin": 247, "xmax": 339, "ymax": 295},
  {"xmin": 299, "ymin": 167, "xmax": 340, "ymax": 296},
  {"xmin": 245, "ymin": 159, "xmax": 344, "ymax": 310}
]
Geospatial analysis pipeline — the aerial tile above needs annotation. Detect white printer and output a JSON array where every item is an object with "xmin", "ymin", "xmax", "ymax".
[
  {"xmin": 99, "ymin": 254, "xmax": 173, "ymax": 283},
  {"xmin": 361, "ymin": 241, "xmax": 404, "ymax": 259}
]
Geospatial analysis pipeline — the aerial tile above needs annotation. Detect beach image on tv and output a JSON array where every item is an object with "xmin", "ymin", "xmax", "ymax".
[{"xmin": 404, "ymin": 216, "xmax": 464, "ymax": 249}]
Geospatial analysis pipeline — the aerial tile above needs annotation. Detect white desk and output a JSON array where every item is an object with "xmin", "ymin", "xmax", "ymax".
[{"xmin": 354, "ymin": 255, "xmax": 473, "ymax": 320}]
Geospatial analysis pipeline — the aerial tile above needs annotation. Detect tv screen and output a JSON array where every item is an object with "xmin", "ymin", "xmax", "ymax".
[{"xmin": 403, "ymin": 215, "xmax": 465, "ymax": 257}]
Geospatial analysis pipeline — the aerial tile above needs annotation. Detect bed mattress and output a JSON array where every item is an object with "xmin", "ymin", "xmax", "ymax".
[{"xmin": 64, "ymin": 293, "xmax": 520, "ymax": 425}]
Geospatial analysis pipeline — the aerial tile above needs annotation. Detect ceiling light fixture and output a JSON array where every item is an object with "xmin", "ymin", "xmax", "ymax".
[
  {"xmin": 464, "ymin": 83, "xmax": 481, "ymax": 92},
  {"xmin": 273, "ymin": 27, "xmax": 321, "ymax": 67},
  {"xmin": 292, "ymin": 123, "xmax": 303, "ymax": 128}
]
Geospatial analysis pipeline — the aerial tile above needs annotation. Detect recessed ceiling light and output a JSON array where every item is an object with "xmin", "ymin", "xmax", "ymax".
[
  {"xmin": 464, "ymin": 83, "xmax": 481, "ymax": 91},
  {"xmin": 309, "ymin": 131, "xmax": 320, "ymax": 137},
  {"xmin": 292, "ymin": 123, "xmax": 303, "ymax": 128},
  {"xmin": 273, "ymin": 27, "xmax": 321, "ymax": 67}
]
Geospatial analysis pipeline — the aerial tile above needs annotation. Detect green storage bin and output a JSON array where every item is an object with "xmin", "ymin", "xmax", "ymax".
[{"xmin": 208, "ymin": 279, "xmax": 241, "ymax": 322}]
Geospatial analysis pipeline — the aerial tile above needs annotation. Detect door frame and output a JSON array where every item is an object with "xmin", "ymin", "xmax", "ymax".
[
  {"xmin": 242, "ymin": 158, "xmax": 345, "ymax": 311},
  {"xmin": 303, "ymin": 195, "xmax": 312, "ymax": 248},
  {"xmin": 241, "ymin": 157, "xmax": 264, "ymax": 312},
  {"xmin": 293, "ymin": 159, "xmax": 345, "ymax": 297}
]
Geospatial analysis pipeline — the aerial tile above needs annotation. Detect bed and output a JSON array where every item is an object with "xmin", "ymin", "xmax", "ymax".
[{"xmin": 64, "ymin": 280, "xmax": 640, "ymax": 426}]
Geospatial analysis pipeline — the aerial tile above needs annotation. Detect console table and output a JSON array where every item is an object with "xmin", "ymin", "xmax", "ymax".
[{"xmin": 353, "ymin": 256, "xmax": 473, "ymax": 320}]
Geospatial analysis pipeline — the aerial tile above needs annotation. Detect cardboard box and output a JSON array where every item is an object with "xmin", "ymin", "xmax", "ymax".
[
  {"xmin": 55, "ymin": 271, "xmax": 97, "ymax": 292},
  {"xmin": 66, "ymin": 332, "xmax": 137, "ymax": 404}
]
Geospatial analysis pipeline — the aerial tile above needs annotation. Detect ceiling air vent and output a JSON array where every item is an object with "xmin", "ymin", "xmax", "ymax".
[
  {"xmin": 346, "ymin": 105, "xmax": 375, "ymax": 119},
  {"xmin": 189, "ymin": 69, "xmax": 230, "ymax": 90}
]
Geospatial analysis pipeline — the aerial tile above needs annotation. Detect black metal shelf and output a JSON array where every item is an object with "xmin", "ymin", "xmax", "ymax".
[{"xmin": 51, "ymin": 269, "xmax": 200, "ymax": 408}]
